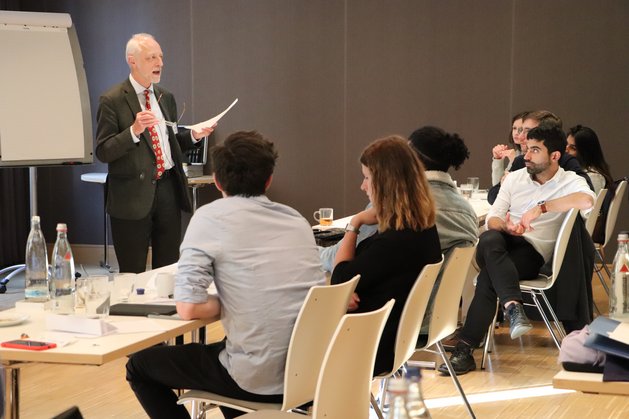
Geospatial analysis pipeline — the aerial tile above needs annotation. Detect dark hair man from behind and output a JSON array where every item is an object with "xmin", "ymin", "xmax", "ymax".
[
  {"xmin": 126, "ymin": 130, "xmax": 325, "ymax": 419},
  {"xmin": 527, "ymin": 123, "xmax": 568, "ymax": 155},
  {"xmin": 212, "ymin": 131, "xmax": 279, "ymax": 197},
  {"xmin": 408, "ymin": 126, "xmax": 470, "ymax": 171}
]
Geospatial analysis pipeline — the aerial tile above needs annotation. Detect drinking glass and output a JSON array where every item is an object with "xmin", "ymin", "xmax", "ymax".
[
  {"xmin": 313, "ymin": 208, "xmax": 334, "ymax": 226},
  {"xmin": 113, "ymin": 273, "xmax": 135, "ymax": 303},
  {"xmin": 467, "ymin": 177, "xmax": 480, "ymax": 192},
  {"xmin": 459, "ymin": 183, "xmax": 474, "ymax": 199},
  {"xmin": 85, "ymin": 275, "xmax": 111, "ymax": 318}
]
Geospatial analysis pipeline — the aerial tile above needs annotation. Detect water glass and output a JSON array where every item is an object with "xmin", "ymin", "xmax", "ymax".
[
  {"xmin": 74, "ymin": 277, "xmax": 88, "ymax": 313},
  {"xmin": 85, "ymin": 275, "xmax": 111, "ymax": 318},
  {"xmin": 467, "ymin": 177, "xmax": 480, "ymax": 192},
  {"xmin": 113, "ymin": 273, "xmax": 135, "ymax": 303},
  {"xmin": 459, "ymin": 183, "xmax": 474, "ymax": 199}
]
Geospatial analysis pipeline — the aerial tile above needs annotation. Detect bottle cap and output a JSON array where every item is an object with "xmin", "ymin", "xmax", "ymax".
[
  {"xmin": 406, "ymin": 366, "xmax": 422, "ymax": 380},
  {"xmin": 32, "ymin": 215, "xmax": 40, "ymax": 222},
  {"xmin": 618, "ymin": 233, "xmax": 629, "ymax": 242},
  {"xmin": 56, "ymin": 223, "xmax": 68, "ymax": 232}
]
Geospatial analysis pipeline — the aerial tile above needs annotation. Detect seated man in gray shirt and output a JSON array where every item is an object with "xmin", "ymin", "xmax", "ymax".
[{"xmin": 126, "ymin": 131, "xmax": 326, "ymax": 419}]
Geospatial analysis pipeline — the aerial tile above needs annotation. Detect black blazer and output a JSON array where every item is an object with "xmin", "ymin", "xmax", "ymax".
[{"xmin": 95, "ymin": 79, "xmax": 196, "ymax": 219}]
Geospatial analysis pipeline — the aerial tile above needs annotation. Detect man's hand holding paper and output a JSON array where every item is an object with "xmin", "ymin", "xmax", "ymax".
[{"xmin": 190, "ymin": 98, "xmax": 238, "ymax": 133}]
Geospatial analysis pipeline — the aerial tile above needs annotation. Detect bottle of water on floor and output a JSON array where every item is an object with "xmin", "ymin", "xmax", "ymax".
[
  {"xmin": 406, "ymin": 367, "xmax": 431, "ymax": 418},
  {"xmin": 51, "ymin": 223, "xmax": 75, "ymax": 313},
  {"xmin": 386, "ymin": 377, "xmax": 410, "ymax": 419},
  {"xmin": 25, "ymin": 215, "xmax": 50, "ymax": 301},
  {"xmin": 610, "ymin": 232, "xmax": 629, "ymax": 319}
]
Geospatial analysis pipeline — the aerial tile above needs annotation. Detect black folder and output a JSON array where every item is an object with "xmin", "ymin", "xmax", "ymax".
[{"xmin": 109, "ymin": 303, "xmax": 177, "ymax": 317}]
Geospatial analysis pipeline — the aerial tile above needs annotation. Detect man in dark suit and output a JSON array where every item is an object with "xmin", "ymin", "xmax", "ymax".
[{"xmin": 96, "ymin": 33, "xmax": 214, "ymax": 273}]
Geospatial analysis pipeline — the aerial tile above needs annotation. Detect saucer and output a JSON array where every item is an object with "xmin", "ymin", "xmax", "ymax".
[{"xmin": 0, "ymin": 313, "xmax": 30, "ymax": 327}]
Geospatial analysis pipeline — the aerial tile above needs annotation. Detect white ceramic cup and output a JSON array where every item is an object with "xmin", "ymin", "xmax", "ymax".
[{"xmin": 155, "ymin": 272, "xmax": 175, "ymax": 298}]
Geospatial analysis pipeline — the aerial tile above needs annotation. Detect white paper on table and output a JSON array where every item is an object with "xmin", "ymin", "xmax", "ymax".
[
  {"xmin": 39, "ymin": 332, "xmax": 77, "ymax": 347},
  {"xmin": 608, "ymin": 322, "xmax": 629, "ymax": 346},
  {"xmin": 107, "ymin": 319, "xmax": 168, "ymax": 334},
  {"xmin": 189, "ymin": 98, "xmax": 238, "ymax": 132},
  {"xmin": 45, "ymin": 314, "xmax": 117, "ymax": 336}
]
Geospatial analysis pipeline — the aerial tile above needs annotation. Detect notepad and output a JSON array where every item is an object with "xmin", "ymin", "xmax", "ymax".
[{"xmin": 109, "ymin": 303, "xmax": 177, "ymax": 317}]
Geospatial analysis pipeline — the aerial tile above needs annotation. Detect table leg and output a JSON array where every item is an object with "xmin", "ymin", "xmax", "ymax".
[
  {"xmin": 3, "ymin": 365, "xmax": 20, "ymax": 419},
  {"xmin": 100, "ymin": 186, "xmax": 112, "ymax": 272},
  {"xmin": 192, "ymin": 185, "xmax": 199, "ymax": 213}
]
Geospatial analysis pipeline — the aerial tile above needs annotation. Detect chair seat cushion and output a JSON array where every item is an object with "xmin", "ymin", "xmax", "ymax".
[
  {"xmin": 177, "ymin": 389, "xmax": 282, "ymax": 412},
  {"xmin": 520, "ymin": 275, "xmax": 553, "ymax": 290}
]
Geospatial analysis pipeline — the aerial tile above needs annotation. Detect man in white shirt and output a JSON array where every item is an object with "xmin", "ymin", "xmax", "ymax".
[
  {"xmin": 440, "ymin": 123, "xmax": 595, "ymax": 376},
  {"xmin": 126, "ymin": 131, "xmax": 325, "ymax": 418}
]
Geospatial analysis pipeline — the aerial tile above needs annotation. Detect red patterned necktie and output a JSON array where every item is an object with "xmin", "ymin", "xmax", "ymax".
[{"xmin": 144, "ymin": 89, "xmax": 165, "ymax": 179}]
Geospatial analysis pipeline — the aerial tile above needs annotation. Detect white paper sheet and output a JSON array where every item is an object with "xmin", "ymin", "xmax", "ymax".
[
  {"xmin": 189, "ymin": 98, "xmax": 238, "ymax": 132},
  {"xmin": 608, "ymin": 322, "xmax": 629, "ymax": 346}
]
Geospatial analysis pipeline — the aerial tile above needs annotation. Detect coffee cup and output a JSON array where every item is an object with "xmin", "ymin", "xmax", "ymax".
[
  {"xmin": 155, "ymin": 272, "xmax": 175, "ymax": 298},
  {"xmin": 313, "ymin": 208, "xmax": 334, "ymax": 226}
]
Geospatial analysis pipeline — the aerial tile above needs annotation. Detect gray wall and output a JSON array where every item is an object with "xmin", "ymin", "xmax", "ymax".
[{"xmin": 8, "ymin": 0, "xmax": 629, "ymax": 259}]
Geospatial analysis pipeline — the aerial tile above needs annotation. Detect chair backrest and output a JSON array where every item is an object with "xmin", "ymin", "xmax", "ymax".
[
  {"xmin": 548, "ymin": 208, "xmax": 580, "ymax": 284},
  {"xmin": 603, "ymin": 180, "xmax": 627, "ymax": 247},
  {"xmin": 280, "ymin": 275, "xmax": 360, "ymax": 410},
  {"xmin": 585, "ymin": 188, "xmax": 607, "ymax": 236},
  {"xmin": 313, "ymin": 300, "xmax": 394, "ymax": 419},
  {"xmin": 424, "ymin": 245, "xmax": 477, "ymax": 347},
  {"xmin": 379, "ymin": 257, "xmax": 443, "ymax": 377}
]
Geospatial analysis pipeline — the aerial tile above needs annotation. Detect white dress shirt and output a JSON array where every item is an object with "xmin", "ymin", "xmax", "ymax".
[
  {"xmin": 488, "ymin": 167, "xmax": 595, "ymax": 262},
  {"xmin": 128, "ymin": 75, "xmax": 174, "ymax": 170}
]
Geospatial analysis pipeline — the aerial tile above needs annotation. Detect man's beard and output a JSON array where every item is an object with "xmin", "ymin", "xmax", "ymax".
[{"xmin": 525, "ymin": 161, "xmax": 550, "ymax": 175}]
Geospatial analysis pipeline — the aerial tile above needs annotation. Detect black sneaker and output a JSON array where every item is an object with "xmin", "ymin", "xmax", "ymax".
[
  {"xmin": 438, "ymin": 341, "xmax": 476, "ymax": 376},
  {"xmin": 507, "ymin": 302, "xmax": 533, "ymax": 339}
]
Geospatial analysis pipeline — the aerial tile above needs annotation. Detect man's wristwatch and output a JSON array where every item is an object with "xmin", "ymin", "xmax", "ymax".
[
  {"xmin": 345, "ymin": 223, "xmax": 360, "ymax": 234},
  {"xmin": 537, "ymin": 200, "xmax": 548, "ymax": 214}
]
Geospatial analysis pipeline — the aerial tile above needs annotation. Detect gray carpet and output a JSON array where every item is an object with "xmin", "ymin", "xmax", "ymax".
[{"xmin": 1, "ymin": 264, "xmax": 111, "ymax": 311}]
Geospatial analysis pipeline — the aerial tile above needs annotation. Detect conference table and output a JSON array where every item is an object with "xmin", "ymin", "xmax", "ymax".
[
  {"xmin": 316, "ymin": 196, "xmax": 491, "ymax": 230},
  {"xmin": 0, "ymin": 267, "xmax": 217, "ymax": 419}
]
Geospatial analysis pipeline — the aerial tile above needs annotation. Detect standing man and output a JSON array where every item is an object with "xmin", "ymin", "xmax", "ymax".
[
  {"xmin": 440, "ymin": 123, "xmax": 595, "ymax": 375},
  {"xmin": 95, "ymin": 33, "xmax": 214, "ymax": 273},
  {"xmin": 126, "ymin": 131, "xmax": 325, "ymax": 418}
]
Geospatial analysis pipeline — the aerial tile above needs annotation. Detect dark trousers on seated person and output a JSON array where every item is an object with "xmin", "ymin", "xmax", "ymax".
[
  {"xmin": 126, "ymin": 341, "xmax": 283, "ymax": 419},
  {"xmin": 459, "ymin": 230, "xmax": 545, "ymax": 347}
]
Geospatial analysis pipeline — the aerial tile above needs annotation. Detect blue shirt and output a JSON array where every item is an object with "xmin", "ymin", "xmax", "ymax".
[{"xmin": 175, "ymin": 195, "xmax": 325, "ymax": 394}]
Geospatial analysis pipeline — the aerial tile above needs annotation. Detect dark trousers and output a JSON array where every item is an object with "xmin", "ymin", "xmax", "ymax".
[
  {"xmin": 459, "ymin": 230, "xmax": 544, "ymax": 347},
  {"xmin": 110, "ymin": 172, "xmax": 182, "ymax": 273},
  {"xmin": 126, "ymin": 342, "xmax": 283, "ymax": 419}
]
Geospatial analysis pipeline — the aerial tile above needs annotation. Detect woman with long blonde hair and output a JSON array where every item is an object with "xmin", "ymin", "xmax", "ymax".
[{"xmin": 332, "ymin": 135, "xmax": 442, "ymax": 375}]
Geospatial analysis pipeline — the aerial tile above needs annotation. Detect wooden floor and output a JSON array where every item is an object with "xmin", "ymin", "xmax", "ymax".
[{"xmin": 9, "ymin": 272, "xmax": 629, "ymax": 418}]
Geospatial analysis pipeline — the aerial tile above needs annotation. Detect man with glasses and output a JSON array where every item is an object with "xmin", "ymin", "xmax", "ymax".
[{"xmin": 95, "ymin": 33, "xmax": 214, "ymax": 273}]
